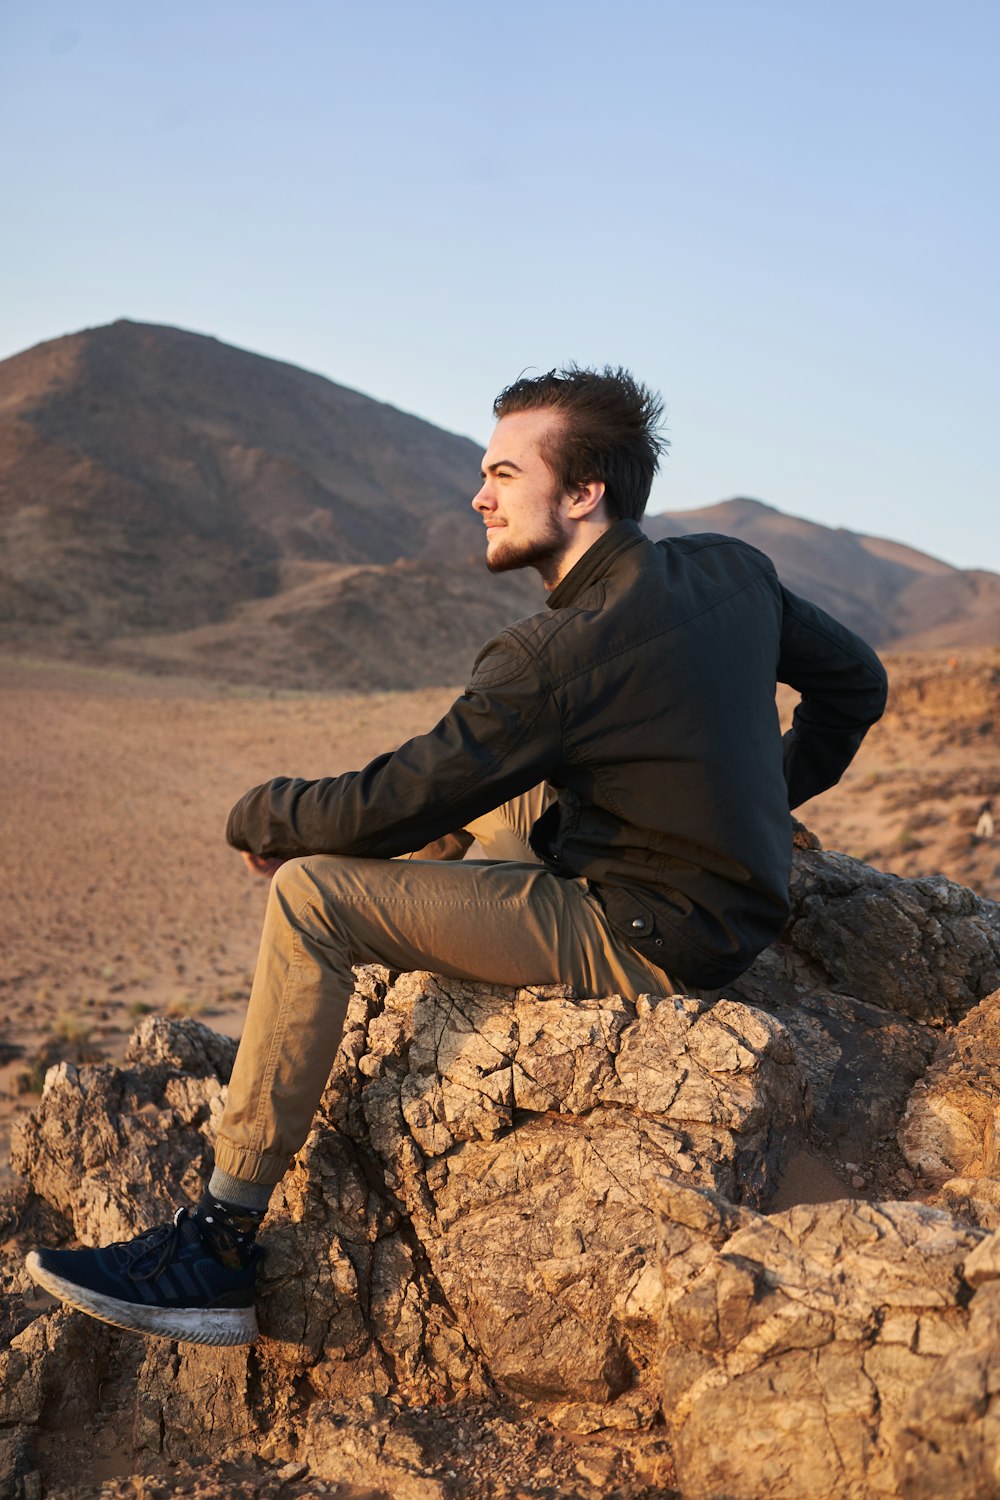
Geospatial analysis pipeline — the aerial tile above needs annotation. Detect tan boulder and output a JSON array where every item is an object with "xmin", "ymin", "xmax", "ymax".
[
  {"xmin": 656, "ymin": 1179, "xmax": 988, "ymax": 1499},
  {"xmin": 899, "ymin": 987, "xmax": 1000, "ymax": 1186},
  {"xmin": 893, "ymin": 1275, "xmax": 1000, "ymax": 1498}
]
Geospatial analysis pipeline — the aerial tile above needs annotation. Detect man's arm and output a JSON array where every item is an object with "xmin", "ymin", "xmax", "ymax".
[
  {"xmin": 226, "ymin": 634, "xmax": 560, "ymax": 859},
  {"xmin": 777, "ymin": 587, "xmax": 889, "ymax": 809},
  {"xmin": 405, "ymin": 830, "xmax": 477, "ymax": 861}
]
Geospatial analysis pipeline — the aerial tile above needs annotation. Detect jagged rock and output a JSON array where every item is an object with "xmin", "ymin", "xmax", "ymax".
[
  {"xmin": 9, "ymin": 1017, "xmax": 236, "ymax": 1244},
  {"xmin": 899, "ymin": 987, "xmax": 1000, "ymax": 1185},
  {"xmin": 761, "ymin": 988, "xmax": 935, "ymax": 1160},
  {"xmin": 6, "ymin": 847, "xmax": 1000, "ymax": 1498},
  {"xmin": 8, "ymin": 974, "xmax": 805, "ymax": 1477},
  {"xmin": 0, "ymin": 1307, "xmax": 114, "ymax": 1429},
  {"xmin": 934, "ymin": 1176, "xmax": 1000, "ymax": 1232},
  {"xmin": 124, "ymin": 1014, "xmax": 239, "ymax": 1078},
  {"xmin": 345, "ymin": 975, "xmax": 805, "ymax": 1408},
  {"xmin": 655, "ymin": 1179, "xmax": 992, "ymax": 1499},
  {"xmin": 735, "ymin": 847, "xmax": 1000, "ymax": 1024},
  {"xmin": 5, "ymin": 1020, "xmax": 236, "ymax": 1234},
  {"xmin": 0, "ymin": 1302, "xmax": 120, "ymax": 1500},
  {"xmin": 893, "ymin": 1276, "xmax": 1000, "ymax": 1498}
]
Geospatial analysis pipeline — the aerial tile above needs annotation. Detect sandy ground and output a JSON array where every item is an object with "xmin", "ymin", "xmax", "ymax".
[
  {"xmin": 2, "ymin": 649, "xmax": 997, "ymax": 1190},
  {"xmin": 0, "ymin": 656, "xmax": 457, "ymax": 1182},
  {"xmin": 786, "ymin": 653, "xmax": 1000, "ymax": 901}
]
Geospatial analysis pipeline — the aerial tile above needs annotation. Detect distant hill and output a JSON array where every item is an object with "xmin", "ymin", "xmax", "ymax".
[
  {"xmin": 0, "ymin": 319, "xmax": 505, "ymax": 630},
  {"xmin": 1, "ymin": 322, "xmax": 996, "ymax": 690}
]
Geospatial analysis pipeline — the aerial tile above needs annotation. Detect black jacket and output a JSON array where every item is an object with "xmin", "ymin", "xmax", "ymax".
[{"xmin": 227, "ymin": 521, "xmax": 888, "ymax": 987}]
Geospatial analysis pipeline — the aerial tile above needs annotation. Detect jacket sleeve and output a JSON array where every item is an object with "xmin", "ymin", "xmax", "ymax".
[
  {"xmin": 777, "ymin": 587, "xmax": 888, "ymax": 809},
  {"xmin": 226, "ymin": 632, "xmax": 562, "ymax": 858}
]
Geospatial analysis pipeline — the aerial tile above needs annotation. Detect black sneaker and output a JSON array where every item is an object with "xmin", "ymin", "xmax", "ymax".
[{"xmin": 25, "ymin": 1208, "xmax": 261, "ymax": 1346}]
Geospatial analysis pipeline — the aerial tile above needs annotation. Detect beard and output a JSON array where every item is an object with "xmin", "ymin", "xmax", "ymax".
[{"xmin": 485, "ymin": 510, "xmax": 567, "ymax": 576}]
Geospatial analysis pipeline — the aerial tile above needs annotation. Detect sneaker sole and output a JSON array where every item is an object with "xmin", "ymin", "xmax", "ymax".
[{"xmin": 25, "ymin": 1252, "xmax": 259, "ymax": 1346}]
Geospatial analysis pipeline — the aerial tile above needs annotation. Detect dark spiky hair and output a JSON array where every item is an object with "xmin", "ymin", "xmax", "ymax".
[{"xmin": 492, "ymin": 365, "xmax": 667, "ymax": 521}]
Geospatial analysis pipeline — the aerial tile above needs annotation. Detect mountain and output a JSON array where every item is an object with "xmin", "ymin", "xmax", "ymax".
[
  {"xmin": 1, "ymin": 322, "xmax": 996, "ymax": 690},
  {"xmin": 0, "ymin": 319, "xmax": 505, "ymax": 637}
]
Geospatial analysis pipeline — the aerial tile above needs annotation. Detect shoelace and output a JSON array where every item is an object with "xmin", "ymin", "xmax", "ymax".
[{"xmin": 120, "ymin": 1207, "xmax": 187, "ymax": 1282}]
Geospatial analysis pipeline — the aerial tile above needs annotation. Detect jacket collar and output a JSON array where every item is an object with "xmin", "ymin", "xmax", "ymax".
[{"xmin": 546, "ymin": 519, "xmax": 646, "ymax": 610}]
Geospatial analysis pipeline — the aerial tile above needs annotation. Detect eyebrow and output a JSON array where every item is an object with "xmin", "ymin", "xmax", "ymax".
[{"xmin": 480, "ymin": 459, "xmax": 523, "ymax": 478}]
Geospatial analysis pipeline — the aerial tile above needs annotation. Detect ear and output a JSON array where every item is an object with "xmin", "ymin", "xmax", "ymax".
[{"xmin": 563, "ymin": 479, "xmax": 607, "ymax": 521}]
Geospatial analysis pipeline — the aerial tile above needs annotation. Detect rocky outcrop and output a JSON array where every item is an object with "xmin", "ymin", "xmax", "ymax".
[
  {"xmin": 9, "ymin": 1018, "xmax": 237, "ymax": 1245},
  {"xmin": 894, "ymin": 1256, "xmax": 1000, "ymax": 1497},
  {"xmin": 10, "ymin": 977, "xmax": 808, "ymax": 1426},
  {"xmin": 735, "ymin": 845, "xmax": 1000, "ymax": 1024},
  {"xmin": 731, "ymin": 839, "xmax": 1000, "ymax": 1175},
  {"xmin": 656, "ymin": 1181, "xmax": 995, "ymax": 1499},
  {"xmin": 5, "ymin": 974, "xmax": 802, "ymax": 1498},
  {"xmin": 900, "ymin": 987, "xmax": 1000, "ymax": 1181},
  {"xmin": 4, "ymin": 846, "xmax": 1000, "ymax": 1498},
  {"xmin": 899, "ymin": 987, "xmax": 1000, "ymax": 1232}
]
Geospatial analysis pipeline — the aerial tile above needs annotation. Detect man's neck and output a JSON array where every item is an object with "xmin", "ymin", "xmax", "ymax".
[{"xmin": 539, "ymin": 516, "xmax": 614, "ymax": 591}]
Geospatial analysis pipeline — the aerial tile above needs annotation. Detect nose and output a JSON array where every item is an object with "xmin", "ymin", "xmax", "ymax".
[{"xmin": 472, "ymin": 478, "xmax": 495, "ymax": 515}]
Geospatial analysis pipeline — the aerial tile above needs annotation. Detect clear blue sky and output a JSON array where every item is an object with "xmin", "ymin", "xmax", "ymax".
[{"xmin": 3, "ymin": 1, "xmax": 998, "ymax": 570}]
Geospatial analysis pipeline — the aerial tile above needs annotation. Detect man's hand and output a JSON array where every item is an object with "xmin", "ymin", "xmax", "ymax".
[{"xmin": 240, "ymin": 851, "xmax": 288, "ymax": 879}]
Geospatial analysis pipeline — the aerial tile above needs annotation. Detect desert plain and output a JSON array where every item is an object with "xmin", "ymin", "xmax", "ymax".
[{"xmin": 2, "ymin": 645, "xmax": 998, "ymax": 1189}]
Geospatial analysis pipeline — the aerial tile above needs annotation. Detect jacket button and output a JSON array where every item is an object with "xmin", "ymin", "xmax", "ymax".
[{"xmin": 631, "ymin": 917, "xmax": 647, "ymax": 931}]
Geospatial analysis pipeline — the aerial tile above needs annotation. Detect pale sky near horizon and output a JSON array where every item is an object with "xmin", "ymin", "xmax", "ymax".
[{"xmin": 2, "ymin": 1, "xmax": 997, "ymax": 572}]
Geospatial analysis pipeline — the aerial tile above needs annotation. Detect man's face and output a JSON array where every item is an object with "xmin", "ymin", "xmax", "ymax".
[{"xmin": 472, "ymin": 409, "xmax": 570, "ymax": 579}]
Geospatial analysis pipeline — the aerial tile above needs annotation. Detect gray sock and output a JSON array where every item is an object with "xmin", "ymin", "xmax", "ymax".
[{"xmin": 207, "ymin": 1167, "xmax": 275, "ymax": 1214}]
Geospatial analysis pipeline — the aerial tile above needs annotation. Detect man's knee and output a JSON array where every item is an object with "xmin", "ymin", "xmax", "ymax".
[{"xmin": 268, "ymin": 853, "xmax": 360, "ymax": 917}]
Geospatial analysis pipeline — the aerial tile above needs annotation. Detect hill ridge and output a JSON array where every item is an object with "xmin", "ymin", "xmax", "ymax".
[{"xmin": 1, "ymin": 320, "xmax": 997, "ymax": 689}]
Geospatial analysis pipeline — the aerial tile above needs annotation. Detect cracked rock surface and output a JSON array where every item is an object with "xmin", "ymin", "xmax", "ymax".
[
  {"xmin": 347, "ymin": 974, "xmax": 805, "ymax": 1408},
  {"xmin": 656, "ymin": 1180, "xmax": 996, "ymax": 1499},
  {"xmin": 9, "ymin": 1016, "xmax": 237, "ymax": 1245},
  {"xmin": 3, "ymin": 846, "xmax": 1000, "ymax": 1498},
  {"xmin": 5, "ymin": 968, "xmax": 803, "ymax": 1497},
  {"xmin": 899, "ymin": 988, "xmax": 1000, "ymax": 1218},
  {"xmin": 735, "ymin": 846, "xmax": 1000, "ymax": 1024}
]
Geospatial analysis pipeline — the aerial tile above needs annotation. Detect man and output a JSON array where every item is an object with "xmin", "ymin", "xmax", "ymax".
[{"xmin": 27, "ymin": 366, "xmax": 888, "ymax": 1346}]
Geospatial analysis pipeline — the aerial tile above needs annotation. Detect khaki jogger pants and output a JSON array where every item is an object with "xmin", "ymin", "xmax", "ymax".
[{"xmin": 214, "ymin": 787, "xmax": 677, "ymax": 1186}]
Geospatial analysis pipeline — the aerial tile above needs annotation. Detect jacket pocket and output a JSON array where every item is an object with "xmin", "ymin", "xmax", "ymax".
[{"xmin": 597, "ymin": 884, "xmax": 660, "ymax": 945}]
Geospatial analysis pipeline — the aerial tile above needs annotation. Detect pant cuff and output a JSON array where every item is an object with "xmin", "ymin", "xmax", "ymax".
[{"xmin": 213, "ymin": 1136, "xmax": 292, "ymax": 1188}]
